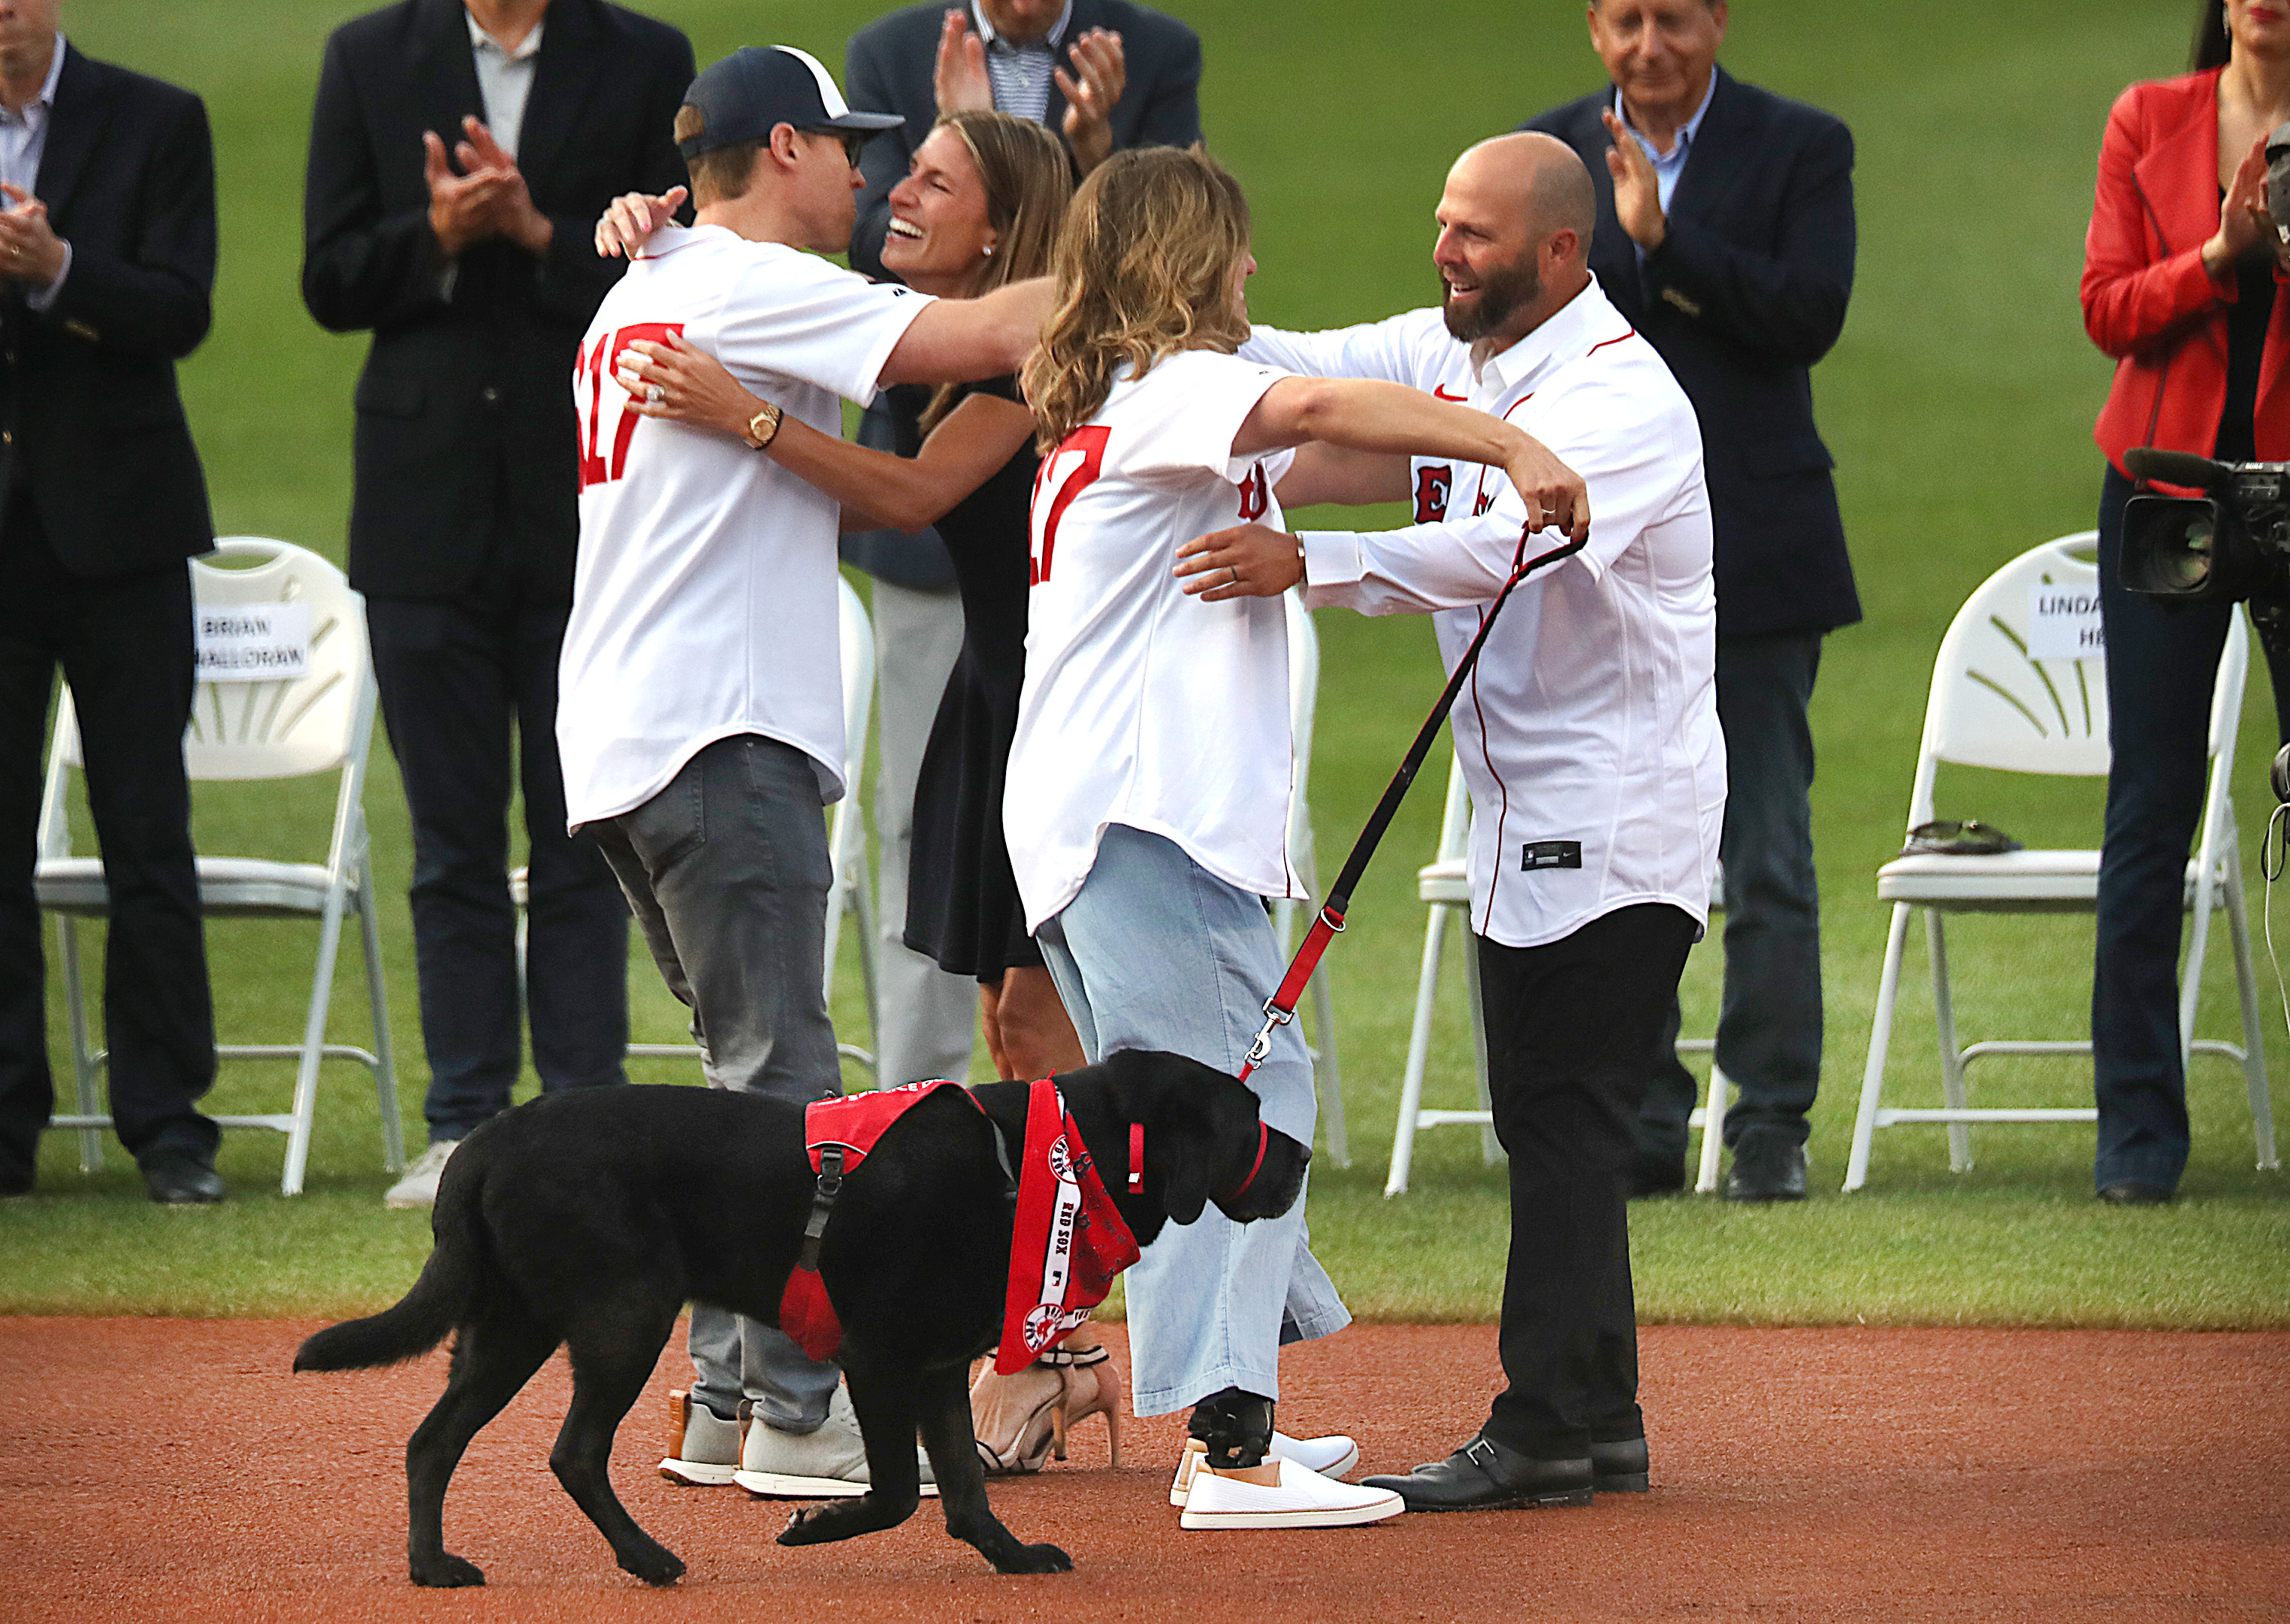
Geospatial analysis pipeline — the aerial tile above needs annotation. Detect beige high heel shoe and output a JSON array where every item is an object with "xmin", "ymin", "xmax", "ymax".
[{"xmin": 970, "ymin": 1343, "xmax": 1122, "ymax": 1475}]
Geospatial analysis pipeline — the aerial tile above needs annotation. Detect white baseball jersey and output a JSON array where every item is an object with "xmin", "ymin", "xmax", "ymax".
[
  {"xmin": 557, "ymin": 225, "xmax": 933, "ymax": 829},
  {"xmin": 1004, "ymin": 349, "xmax": 1302, "ymax": 931},
  {"xmin": 1243, "ymin": 279, "xmax": 1724, "ymax": 950}
]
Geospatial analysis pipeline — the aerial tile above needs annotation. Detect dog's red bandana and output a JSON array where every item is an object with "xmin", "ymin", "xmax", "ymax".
[
  {"xmin": 994, "ymin": 1077, "xmax": 1140, "ymax": 1373},
  {"xmin": 775, "ymin": 1079, "xmax": 1140, "ymax": 1370}
]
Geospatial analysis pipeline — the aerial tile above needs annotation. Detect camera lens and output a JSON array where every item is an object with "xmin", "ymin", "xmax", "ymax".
[{"xmin": 2160, "ymin": 514, "xmax": 2215, "ymax": 590}]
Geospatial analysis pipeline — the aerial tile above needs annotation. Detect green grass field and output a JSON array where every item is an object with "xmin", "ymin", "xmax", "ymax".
[{"xmin": 3, "ymin": 0, "xmax": 2285, "ymax": 1327}]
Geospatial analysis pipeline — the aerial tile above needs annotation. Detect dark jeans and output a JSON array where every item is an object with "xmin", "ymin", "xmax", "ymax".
[
  {"xmin": 1639, "ymin": 630, "xmax": 1825, "ymax": 1159},
  {"xmin": 0, "ymin": 493, "xmax": 216, "ymax": 1173},
  {"xmin": 1479, "ymin": 904, "xmax": 1698, "ymax": 1461},
  {"xmin": 587, "ymin": 732, "xmax": 844, "ymax": 1430},
  {"xmin": 2093, "ymin": 463, "xmax": 2290, "ymax": 1191},
  {"xmin": 366, "ymin": 593, "xmax": 627, "ymax": 1143}
]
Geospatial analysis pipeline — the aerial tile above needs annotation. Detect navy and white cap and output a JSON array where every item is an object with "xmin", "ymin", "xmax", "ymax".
[{"xmin": 677, "ymin": 45, "xmax": 904, "ymax": 159}]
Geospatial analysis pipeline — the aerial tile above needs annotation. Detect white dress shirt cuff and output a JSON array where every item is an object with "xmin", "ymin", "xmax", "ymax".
[
  {"xmin": 26, "ymin": 239, "xmax": 69, "ymax": 312},
  {"xmin": 1298, "ymin": 530, "xmax": 1365, "ymax": 608}
]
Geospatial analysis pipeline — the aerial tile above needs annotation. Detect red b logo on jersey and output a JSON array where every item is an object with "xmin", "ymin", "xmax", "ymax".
[
  {"xmin": 1414, "ymin": 465, "xmax": 1452, "ymax": 524},
  {"xmin": 1237, "ymin": 463, "xmax": 1269, "ymax": 521}
]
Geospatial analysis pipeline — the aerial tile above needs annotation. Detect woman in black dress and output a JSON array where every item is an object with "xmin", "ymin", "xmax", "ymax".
[{"xmin": 616, "ymin": 110, "xmax": 1108, "ymax": 1469}]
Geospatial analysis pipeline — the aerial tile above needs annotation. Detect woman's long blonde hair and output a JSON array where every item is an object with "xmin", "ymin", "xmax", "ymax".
[
  {"xmin": 1023, "ymin": 146, "xmax": 1253, "ymax": 453},
  {"xmin": 920, "ymin": 110, "xmax": 1072, "ymax": 433}
]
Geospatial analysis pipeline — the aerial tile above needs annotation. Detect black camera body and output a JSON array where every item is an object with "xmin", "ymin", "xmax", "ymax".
[{"xmin": 2119, "ymin": 451, "xmax": 2290, "ymax": 603}]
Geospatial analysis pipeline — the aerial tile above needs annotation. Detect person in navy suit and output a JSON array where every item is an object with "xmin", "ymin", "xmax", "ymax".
[
  {"xmin": 302, "ymin": 0, "xmax": 693, "ymax": 1209},
  {"xmin": 0, "ymin": 4, "xmax": 225, "ymax": 1204},
  {"xmin": 1521, "ymin": 0, "xmax": 1858, "ymax": 1203}
]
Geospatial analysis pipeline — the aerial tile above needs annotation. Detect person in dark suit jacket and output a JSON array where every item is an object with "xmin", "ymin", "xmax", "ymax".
[
  {"xmin": 835, "ymin": 0, "xmax": 1204, "ymax": 1097},
  {"xmin": 1521, "ymin": 0, "xmax": 1859, "ymax": 1203},
  {"xmin": 302, "ymin": 0, "xmax": 693, "ymax": 1207},
  {"xmin": 0, "ymin": 8, "xmax": 224, "ymax": 1204}
]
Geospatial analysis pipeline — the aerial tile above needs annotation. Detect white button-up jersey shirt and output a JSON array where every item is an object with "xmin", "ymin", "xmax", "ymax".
[{"xmin": 1243, "ymin": 278, "xmax": 1724, "ymax": 949}]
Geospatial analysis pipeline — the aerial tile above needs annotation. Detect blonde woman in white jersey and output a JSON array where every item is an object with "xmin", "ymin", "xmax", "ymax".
[{"xmin": 1004, "ymin": 146, "xmax": 1586, "ymax": 1531}]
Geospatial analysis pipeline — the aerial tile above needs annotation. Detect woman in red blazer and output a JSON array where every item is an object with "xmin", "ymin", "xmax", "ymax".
[{"xmin": 2080, "ymin": 0, "xmax": 2290, "ymax": 1206}]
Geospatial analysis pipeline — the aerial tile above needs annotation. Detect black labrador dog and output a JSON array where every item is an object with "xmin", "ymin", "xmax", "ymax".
[{"xmin": 295, "ymin": 1049, "xmax": 1307, "ymax": 1586}]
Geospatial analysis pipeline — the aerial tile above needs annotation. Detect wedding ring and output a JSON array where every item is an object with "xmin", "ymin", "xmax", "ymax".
[{"xmin": 646, "ymin": 384, "xmax": 664, "ymax": 405}]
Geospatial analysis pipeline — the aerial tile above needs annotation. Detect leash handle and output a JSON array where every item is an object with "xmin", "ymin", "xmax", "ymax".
[{"xmin": 1237, "ymin": 534, "xmax": 1586, "ymax": 1086}]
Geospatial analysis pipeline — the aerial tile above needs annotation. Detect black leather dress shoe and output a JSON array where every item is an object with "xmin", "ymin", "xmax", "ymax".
[
  {"xmin": 1361, "ymin": 1434, "xmax": 1593, "ymax": 1511},
  {"xmin": 2097, "ymin": 1180, "xmax": 2173, "ymax": 1206},
  {"xmin": 140, "ymin": 1154, "xmax": 225, "ymax": 1205},
  {"xmin": 1626, "ymin": 1152, "xmax": 1686, "ymax": 1199},
  {"xmin": 1726, "ymin": 1133, "xmax": 1808, "ymax": 1201},
  {"xmin": 1591, "ymin": 1435, "xmax": 1649, "ymax": 1493}
]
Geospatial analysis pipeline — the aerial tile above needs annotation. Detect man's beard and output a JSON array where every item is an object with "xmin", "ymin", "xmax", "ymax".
[{"xmin": 1442, "ymin": 252, "xmax": 1539, "ymax": 342}]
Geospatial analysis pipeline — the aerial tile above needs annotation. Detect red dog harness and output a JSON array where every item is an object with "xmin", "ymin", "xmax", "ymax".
[{"xmin": 777, "ymin": 1079, "xmax": 1140, "ymax": 1372}]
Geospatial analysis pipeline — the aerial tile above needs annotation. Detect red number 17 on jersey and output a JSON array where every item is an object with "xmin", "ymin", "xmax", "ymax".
[
  {"xmin": 574, "ymin": 322, "xmax": 685, "ymax": 491},
  {"xmin": 1029, "ymin": 424, "xmax": 1110, "ymax": 586}
]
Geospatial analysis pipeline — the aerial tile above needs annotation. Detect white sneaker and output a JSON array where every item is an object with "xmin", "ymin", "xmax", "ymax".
[
  {"xmin": 658, "ymin": 1389, "xmax": 742, "ymax": 1487},
  {"xmin": 382, "ymin": 1138, "xmax": 460, "ymax": 1210},
  {"xmin": 733, "ymin": 1383, "xmax": 938, "ymax": 1499},
  {"xmin": 1169, "ymin": 1431, "xmax": 1363, "ymax": 1506},
  {"xmin": 1180, "ymin": 1456, "xmax": 1404, "ymax": 1530}
]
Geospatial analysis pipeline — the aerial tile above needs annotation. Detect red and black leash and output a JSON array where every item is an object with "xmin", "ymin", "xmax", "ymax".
[{"xmin": 1235, "ymin": 533, "xmax": 1587, "ymax": 1085}]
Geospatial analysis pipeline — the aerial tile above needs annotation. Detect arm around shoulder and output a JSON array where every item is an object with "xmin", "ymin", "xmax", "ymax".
[{"xmin": 878, "ymin": 277, "xmax": 1053, "ymax": 386}]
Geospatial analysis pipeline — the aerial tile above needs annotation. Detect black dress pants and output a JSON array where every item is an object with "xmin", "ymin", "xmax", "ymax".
[
  {"xmin": 365, "ymin": 590, "xmax": 628, "ymax": 1143},
  {"xmin": 1478, "ymin": 903, "xmax": 1699, "ymax": 1460},
  {"xmin": 0, "ymin": 492, "xmax": 216, "ymax": 1176}
]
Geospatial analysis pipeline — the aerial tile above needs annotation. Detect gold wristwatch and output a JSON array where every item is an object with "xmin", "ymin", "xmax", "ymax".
[{"xmin": 742, "ymin": 401, "xmax": 784, "ymax": 451}]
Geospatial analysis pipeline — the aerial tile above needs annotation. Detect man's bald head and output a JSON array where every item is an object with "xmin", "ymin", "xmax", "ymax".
[
  {"xmin": 1452, "ymin": 133, "xmax": 1597, "ymax": 251},
  {"xmin": 1434, "ymin": 133, "xmax": 1595, "ymax": 352}
]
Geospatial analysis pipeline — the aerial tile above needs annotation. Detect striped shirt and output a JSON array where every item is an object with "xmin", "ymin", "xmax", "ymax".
[{"xmin": 971, "ymin": 0, "xmax": 1073, "ymax": 125}]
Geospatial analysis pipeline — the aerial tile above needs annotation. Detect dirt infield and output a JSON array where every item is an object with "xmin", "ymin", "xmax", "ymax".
[{"xmin": 2, "ymin": 1318, "xmax": 2283, "ymax": 1622}]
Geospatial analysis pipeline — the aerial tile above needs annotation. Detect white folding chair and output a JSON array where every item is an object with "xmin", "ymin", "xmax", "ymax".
[
  {"xmin": 1382, "ymin": 752, "xmax": 1729, "ymax": 1196},
  {"xmin": 1843, "ymin": 532, "xmax": 2277, "ymax": 1191},
  {"xmin": 35, "ymin": 538, "xmax": 403, "ymax": 1196},
  {"xmin": 1267, "ymin": 593, "xmax": 1347, "ymax": 1166},
  {"xmin": 588, "ymin": 575, "xmax": 879, "ymax": 1080}
]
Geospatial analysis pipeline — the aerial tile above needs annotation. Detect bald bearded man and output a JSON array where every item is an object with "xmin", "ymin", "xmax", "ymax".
[{"xmin": 1186, "ymin": 134, "xmax": 1723, "ymax": 1511}]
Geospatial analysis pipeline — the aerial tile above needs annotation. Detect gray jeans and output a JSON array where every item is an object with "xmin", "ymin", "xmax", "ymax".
[{"xmin": 588, "ymin": 733, "xmax": 843, "ymax": 1432}]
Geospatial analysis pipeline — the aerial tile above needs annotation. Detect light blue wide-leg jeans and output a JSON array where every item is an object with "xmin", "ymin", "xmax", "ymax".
[{"xmin": 1035, "ymin": 824, "xmax": 1350, "ymax": 1417}]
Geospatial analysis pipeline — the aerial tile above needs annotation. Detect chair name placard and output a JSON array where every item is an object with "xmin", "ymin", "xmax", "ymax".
[
  {"xmin": 2024, "ymin": 584, "xmax": 2103, "ymax": 660},
  {"xmin": 195, "ymin": 603, "xmax": 311, "ymax": 683}
]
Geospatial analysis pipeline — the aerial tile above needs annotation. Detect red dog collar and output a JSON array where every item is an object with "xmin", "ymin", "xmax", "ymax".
[
  {"xmin": 1223, "ymin": 1121, "xmax": 1270, "ymax": 1203},
  {"xmin": 1128, "ymin": 1122, "xmax": 1144, "ymax": 1193}
]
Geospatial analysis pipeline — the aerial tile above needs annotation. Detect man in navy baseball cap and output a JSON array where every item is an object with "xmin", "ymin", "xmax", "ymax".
[{"xmin": 678, "ymin": 45, "xmax": 903, "ymax": 163}]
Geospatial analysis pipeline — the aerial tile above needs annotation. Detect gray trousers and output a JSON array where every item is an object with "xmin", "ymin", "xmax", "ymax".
[
  {"xmin": 1639, "ymin": 630, "xmax": 1826, "ymax": 1159},
  {"xmin": 867, "ymin": 578, "xmax": 978, "ymax": 1085},
  {"xmin": 588, "ymin": 733, "xmax": 843, "ymax": 1432}
]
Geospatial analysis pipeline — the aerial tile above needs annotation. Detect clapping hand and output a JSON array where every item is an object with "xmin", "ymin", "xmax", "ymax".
[
  {"xmin": 1056, "ymin": 29, "xmax": 1127, "ymax": 175},
  {"xmin": 2207, "ymin": 132, "xmax": 2280, "ymax": 276},
  {"xmin": 594, "ymin": 187, "xmax": 687, "ymax": 258},
  {"xmin": 1600, "ymin": 107, "xmax": 1666, "ymax": 253},
  {"xmin": 934, "ymin": 9, "xmax": 994, "ymax": 113},
  {"xmin": 424, "ymin": 116, "xmax": 551, "ymax": 258},
  {"xmin": 0, "ymin": 183, "xmax": 67, "ymax": 288}
]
